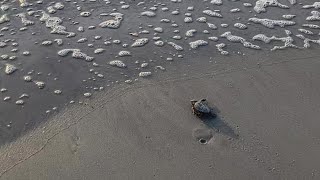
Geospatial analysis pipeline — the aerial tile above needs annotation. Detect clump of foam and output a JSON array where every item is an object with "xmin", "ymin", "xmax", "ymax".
[
  {"xmin": 77, "ymin": 38, "xmax": 87, "ymax": 43},
  {"xmin": 16, "ymin": 13, "xmax": 34, "ymax": 26},
  {"xmin": 189, "ymin": 40, "xmax": 208, "ymax": 49},
  {"xmin": 282, "ymin": 14, "xmax": 296, "ymax": 20},
  {"xmin": 295, "ymin": 34, "xmax": 320, "ymax": 48},
  {"xmin": 139, "ymin": 72, "xmax": 152, "ymax": 77},
  {"xmin": 99, "ymin": 14, "xmax": 123, "ymax": 29},
  {"xmin": 254, "ymin": 0, "xmax": 289, "ymax": 13},
  {"xmin": 141, "ymin": 11, "xmax": 156, "ymax": 17},
  {"xmin": 207, "ymin": 23, "xmax": 218, "ymax": 29},
  {"xmin": 184, "ymin": 17, "xmax": 193, "ymax": 23},
  {"xmin": 0, "ymin": 14, "xmax": 10, "ymax": 24},
  {"xmin": 154, "ymin": 40, "xmax": 165, "ymax": 46},
  {"xmin": 80, "ymin": 11, "xmax": 91, "ymax": 17},
  {"xmin": 141, "ymin": 63, "xmax": 148, "ymax": 68},
  {"xmin": 41, "ymin": 40, "xmax": 52, "ymax": 46},
  {"xmin": 208, "ymin": 36, "xmax": 219, "ymax": 41},
  {"xmin": 154, "ymin": 27, "xmax": 163, "ymax": 33},
  {"xmin": 109, "ymin": 60, "xmax": 127, "ymax": 68},
  {"xmin": 168, "ymin": 42, "xmax": 184, "ymax": 51},
  {"xmin": 243, "ymin": 3, "xmax": 253, "ymax": 7},
  {"xmin": 54, "ymin": 2, "xmax": 64, "ymax": 10},
  {"xmin": 298, "ymin": 28, "xmax": 314, "ymax": 35},
  {"xmin": 5, "ymin": 64, "xmax": 17, "ymax": 75},
  {"xmin": 94, "ymin": 48, "xmax": 105, "ymax": 54},
  {"xmin": 249, "ymin": 17, "xmax": 295, "ymax": 28},
  {"xmin": 186, "ymin": 29, "xmax": 197, "ymax": 37},
  {"xmin": 306, "ymin": 11, "xmax": 320, "ymax": 21},
  {"xmin": 54, "ymin": 39, "xmax": 63, "ymax": 46},
  {"xmin": 47, "ymin": 6, "xmax": 56, "ymax": 14},
  {"xmin": 216, "ymin": 43, "xmax": 229, "ymax": 55},
  {"xmin": 84, "ymin": 93, "xmax": 92, "ymax": 98},
  {"xmin": 16, "ymin": 100, "xmax": 24, "ymax": 105},
  {"xmin": 252, "ymin": 30, "xmax": 300, "ymax": 51},
  {"xmin": 203, "ymin": 10, "xmax": 223, "ymax": 18},
  {"xmin": 302, "ymin": 2, "xmax": 320, "ymax": 9},
  {"xmin": 221, "ymin": 31, "xmax": 260, "ymax": 49},
  {"xmin": 39, "ymin": 11, "xmax": 75, "ymax": 37},
  {"xmin": 58, "ymin": 49, "xmax": 94, "ymax": 61},
  {"xmin": 23, "ymin": 75, "xmax": 32, "ymax": 82},
  {"xmin": 19, "ymin": 0, "xmax": 29, "ymax": 7},
  {"xmin": 34, "ymin": 81, "xmax": 45, "ymax": 89},
  {"xmin": 196, "ymin": 17, "xmax": 207, "ymax": 23},
  {"xmin": 131, "ymin": 38, "xmax": 149, "ymax": 47},
  {"xmin": 118, "ymin": 51, "xmax": 131, "ymax": 57},
  {"xmin": 234, "ymin": 23, "xmax": 247, "ymax": 29},
  {"xmin": 210, "ymin": 0, "xmax": 222, "ymax": 5},
  {"xmin": 302, "ymin": 24, "xmax": 320, "ymax": 29},
  {"xmin": 230, "ymin": 8, "xmax": 241, "ymax": 13},
  {"xmin": 287, "ymin": 0, "xmax": 296, "ymax": 5}
]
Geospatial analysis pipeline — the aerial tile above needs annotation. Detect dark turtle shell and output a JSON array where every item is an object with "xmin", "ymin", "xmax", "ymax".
[{"xmin": 193, "ymin": 99, "xmax": 211, "ymax": 113}]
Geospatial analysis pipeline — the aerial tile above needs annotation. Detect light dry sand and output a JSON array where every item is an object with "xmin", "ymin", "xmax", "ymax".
[{"xmin": 1, "ymin": 50, "xmax": 320, "ymax": 179}]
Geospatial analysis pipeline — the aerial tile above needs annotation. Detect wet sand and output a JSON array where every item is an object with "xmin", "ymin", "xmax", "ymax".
[
  {"xmin": 1, "ymin": 48, "xmax": 320, "ymax": 179},
  {"xmin": 1, "ymin": 0, "xmax": 320, "ymax": 179}
]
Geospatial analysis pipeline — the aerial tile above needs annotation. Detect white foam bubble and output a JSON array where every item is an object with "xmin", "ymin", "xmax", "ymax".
[
  {"xmin": 216, "ymin": 43, "xmax": 229, "ymax": 55},
  {"xmin": 230, "ymin": 8, "xmax": 241, "ymax": 13},
  {"xmin": 186, "ymin": 29, "xmax": 197, "ymax": 37},
  {"xmin": 16, "ymin": 13, "xmax": 34, "ymax": 26},
  {"xmin": 58, "ymin": 49, "xmax": 94, "ymax": 61},
  {"xmin": 141, "ymin": 11, "xmax": 156, "ymax": 17},
  {"xmin": 234, "ymin": 23, "xmax": 247, "ymax": 29},
  {"xmin": 249, "ymin": 17, "xmax": 295, "ymax": 28},
  {"xmin": 154, "ymin": 40, "xmax": 165, "ymax": 46},
  {"xmin": 210, "ymin": 0, "xmax": 222, "ymax": 5},
  {"xmin": 184, "ymin": 17, "xmax": 193, "ymax": 23},
  {"xmin": 5, "ymin": 64, "xmax": 17, "ymax": 75},
  {"xmin": 298, "ymin": 28, "xmax": 314, "ymax": 35},
  {"xmin": 252, "ymin": 31, "xmax": 300, "ymax": 51},
  {"xmin": 139, "ymin": 71, "xmax": 152, "ymax": 77},
  {"xmin": 302, "ymin": 24, "xmax": 320, "ymax": 29},
  {"xmin": 80, "ymin": 11, "xmax": 91, "ymax": 17},
  {"xmin": 94, "ymin": 48, "xmax": 105, "ymax": 54},
  {"xmin": 196, "ymin": 17, "xmax": 207, "ymax": 23},
  {"xmin": 84, "ymin": 92, "xmax": 92, "ymax": 97},
  {"xmin": 118, "ymin": 51, "xmax": 131, "ymax": 57},
  {"xmin": 0, "ymin": 14, "xmax": 9, "ymax": 24},
  {"xmin": 109, "ymin": 60, "xmax": 126, "ymax": 68},
  {"xmin": 302, "ymin": 2, "xmax": 320, "ymax": 9},
  {"xmin": 254, "ymin": 0, "xmax": 289, "ymax": 13},
  {"xmin": 168, "ymin": 42, "xmax": 184, "ymax": 51},
  {"xmin": 131, "ymin": 38, "xmax": 149, "ymax": 47},
  {"xmin": 23, "ymin": 75, "xmax": 32, "ymax": 82},
  {"xmin": 203, "ymin": 10, "xmax": 222, "ymax": 18},
  {"xmin": 189, "ymin": 40, "xmax": 208, "ymax": 49},
  {"xmin": 282, "ymin": 14, "xmax": 296, "ymax": 20},
  {"xmin": 15, "ymin": 99, "xmax": 24, "ymax": 105},
  {"xmin": 306, "ymin": 11, "xmax": 320, "ymax": 21},
  {"xmin": 221, "ymin": 31, "xmax": 260, "ymax": 49},
  {"xmin": 34, "ymin": 81, "xmax": 45, "ymax": 89}
]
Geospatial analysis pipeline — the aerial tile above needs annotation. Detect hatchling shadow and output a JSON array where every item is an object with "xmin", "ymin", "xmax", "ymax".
[{"xmin": 200, "ymin": 107, "xmax": 239, "ymax": 139}]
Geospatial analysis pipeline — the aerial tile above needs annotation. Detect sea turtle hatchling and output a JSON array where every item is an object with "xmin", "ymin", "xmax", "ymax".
[{"xmin": 191, "ymin": 99, "xmax": 215, "ymax": 118}]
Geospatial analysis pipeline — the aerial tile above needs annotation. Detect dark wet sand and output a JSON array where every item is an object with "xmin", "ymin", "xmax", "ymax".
[
  {"xmin": 1, "ymin": 0, "xmax": 320, "ymax": 179},
  {"xmin": 1, "ymin": 49, "xmax": 320, "ymax": 179}
]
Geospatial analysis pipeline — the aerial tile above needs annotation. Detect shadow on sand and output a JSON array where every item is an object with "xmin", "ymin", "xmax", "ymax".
[{"xmin": 199, "ymin": 107, "xmax": 239, "ymax": 139}]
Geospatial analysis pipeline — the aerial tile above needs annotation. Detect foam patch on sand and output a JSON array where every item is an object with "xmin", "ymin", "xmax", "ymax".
[
  {"xmin": 221, "ymin": 31, "xmax": 260, "ymax": 49},
  {"xmin": 252, "ymin": 30, "xmax": 300, "ymax": 51},
  {"xmin": 39, "ymin": 11, "xmax": 75, "ymax": 37},
  {"xmin": 254, "ymin": 0, "xmax": 289, "ymax": 13},
  {"xmin": 58, "ymin": 49, "xmax": 94, "ymax": 61},
  {"xmin": 249, "ymin": 17, "xmax": 296, "ymax": 28}
]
